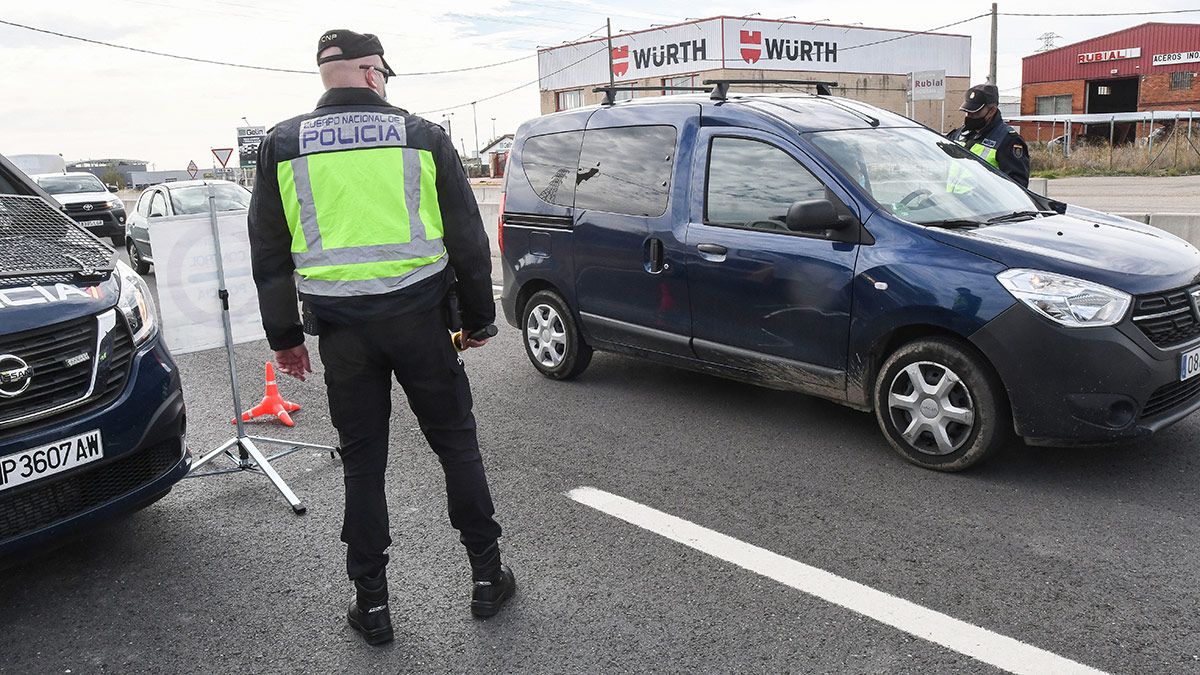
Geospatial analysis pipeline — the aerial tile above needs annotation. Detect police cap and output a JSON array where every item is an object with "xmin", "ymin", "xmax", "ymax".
[
  {"xmin": 960, "ymin": 84, "xmax": 999, "ymax": 113},
  {"xmin": 316, "ymin": 29, "xmax": 396, "ymax": 77}
]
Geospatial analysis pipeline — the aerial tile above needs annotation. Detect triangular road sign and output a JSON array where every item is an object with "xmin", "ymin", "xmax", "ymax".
[{"xmin": 211, "ymin": 147, "xmax": 234, "ymax": 168}]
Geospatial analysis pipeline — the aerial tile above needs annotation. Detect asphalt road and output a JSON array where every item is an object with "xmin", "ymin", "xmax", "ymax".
[
  {"xmin": 4, "ymin": 261, "xmax": 1200, "ymax": 672},
  {"xmin": 3, "ymin": 302, "xmax": 1200, "ymax": 673},
  {"xmin": 1047, "ymin": 175, "xmax": 1200, "ymax": 214}
]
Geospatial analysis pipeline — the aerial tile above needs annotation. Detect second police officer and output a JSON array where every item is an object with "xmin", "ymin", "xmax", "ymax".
[{"xmin": 946, "ymin": 83, "xmax": 1031, "ymax": 188}]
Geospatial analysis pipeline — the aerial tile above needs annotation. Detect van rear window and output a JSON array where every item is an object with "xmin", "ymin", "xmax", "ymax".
[
  {"xmin": 575, "ymin": 125, "xmax": 676, "ymax": 218},
  {"xmin": 521, "ymin": 131, "xmax": 583, "ymax": 208}
]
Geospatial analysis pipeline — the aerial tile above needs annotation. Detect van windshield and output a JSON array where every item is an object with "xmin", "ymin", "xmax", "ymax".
[{"xmin": 806, "ymin": 127, "xmax": 1039, "ymax": 226}]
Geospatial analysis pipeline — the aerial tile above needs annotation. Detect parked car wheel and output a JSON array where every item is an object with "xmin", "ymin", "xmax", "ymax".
[
  {"xmin": 522, "ymin": 290, "xmax": 592, "ymax": 380},
  {"xmin": 873, "ymin": 337, "xmax": 1009, "ymax": 471},
  {"xmin": 127, "ymin": 239, "xmax": 151, "ymax": 275}
]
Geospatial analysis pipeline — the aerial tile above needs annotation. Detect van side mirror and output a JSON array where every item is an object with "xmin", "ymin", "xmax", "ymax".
[
  {"xmin": 107, "ymin": 184, "xmax": 119, "ymax": 193},
  {"xmin": 785, "ymin": 199, "xmax": 844, "ymax": 232}
]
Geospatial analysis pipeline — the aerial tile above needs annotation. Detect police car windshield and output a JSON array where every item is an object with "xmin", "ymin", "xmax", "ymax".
[
  {"xmin": 37, "ymin": 174, "xmax": 107, "ymax": 195},
  {"xmin": 807, "ymin": 127, "xmax": 1038, "ymax": 227},
  {"xmin": 169, "ymin": 184, "xmax": 251, "ymax": 215}
]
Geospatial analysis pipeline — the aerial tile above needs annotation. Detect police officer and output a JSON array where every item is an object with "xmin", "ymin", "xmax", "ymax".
[
  {"xmin": 946, "ymin": 84, "xmax": 1030, "ymax": 188},
  {"xmin": 248, "ymin": 29, "xmax": 515, "ymax": 646}
]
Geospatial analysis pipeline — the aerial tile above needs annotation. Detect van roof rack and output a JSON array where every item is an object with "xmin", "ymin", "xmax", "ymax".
[
  {"xmin": 703, "ymin": 79, "xmax": 839, "ymax": 100},
  {"xmin": 592, "ymin": 86, "xmax": 714, "ymax": 106}
]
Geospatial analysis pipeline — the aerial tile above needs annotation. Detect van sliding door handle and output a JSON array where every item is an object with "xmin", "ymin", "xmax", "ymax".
[{"xmin": 697, "ymin": 243, "xmax": 727, "ymax": 255}]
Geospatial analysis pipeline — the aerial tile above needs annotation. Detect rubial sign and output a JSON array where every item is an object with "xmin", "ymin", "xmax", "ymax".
[{"xmin": 1077, "ymin": 47, "xmax": 1141, "ymax": 64}]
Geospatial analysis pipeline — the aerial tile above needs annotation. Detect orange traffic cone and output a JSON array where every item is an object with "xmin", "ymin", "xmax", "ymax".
[{"xmin": 234, "ymin": 362, "xmax": 302, "ymax": 427}]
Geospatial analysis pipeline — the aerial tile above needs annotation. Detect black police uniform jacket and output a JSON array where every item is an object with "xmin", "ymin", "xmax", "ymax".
[
  {"xmin": 946, "ymin": 112, "xmax": 1031, "ymax": 188},
  {"xmin": 248, "ymin": 87, "xmax": 495, "ymax": 350}
]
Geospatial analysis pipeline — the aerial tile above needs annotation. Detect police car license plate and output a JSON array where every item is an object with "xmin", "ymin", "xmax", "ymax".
[
  {"xmin": 1181, "ymin": 346, "xmax": 1200, "ymax": 381},
  {"xmin": 0, "ymin": 430, "xmax": 103, "ymax": 494},
  {"xmin": 79, "ymin": 219, "xmax": 103, "ymax": 227}
]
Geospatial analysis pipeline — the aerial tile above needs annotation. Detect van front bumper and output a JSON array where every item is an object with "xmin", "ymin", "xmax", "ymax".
[{"xmin": 971, "ymin": 303, "xmax": 1200, "ymax": 446}]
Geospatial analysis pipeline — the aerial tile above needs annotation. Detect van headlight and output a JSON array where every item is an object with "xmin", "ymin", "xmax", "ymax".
[
  {"xmin": 116, "ymin": 260, "xmax": 158, "ymax": 344},
  {"xmin": 997, "ymin": 269, "xmax": 1131, "ymax": 328}
]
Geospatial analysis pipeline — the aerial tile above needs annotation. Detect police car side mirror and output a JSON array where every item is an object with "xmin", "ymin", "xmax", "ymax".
[{"xmin": 786, "ymin": 199, "xmax": 843, "ymax": 232}]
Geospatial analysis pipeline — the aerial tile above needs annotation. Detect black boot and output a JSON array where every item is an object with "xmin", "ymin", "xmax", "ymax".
[
  {"xmin": 347, "ymin": 571, "xmax": 394, "ymax": 645},
  {"xmin": 467, "ymin": 542, "xmax": 516, "ymax": 618}
]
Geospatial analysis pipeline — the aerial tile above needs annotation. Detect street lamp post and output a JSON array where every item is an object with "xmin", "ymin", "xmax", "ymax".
[{"xmin": 491, "ymin": 117, "xmax": 497, "ymax": 142}]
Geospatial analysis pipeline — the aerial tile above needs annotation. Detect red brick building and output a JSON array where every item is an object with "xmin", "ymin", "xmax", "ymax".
[{"xmin": 1022, "ymin": 23, "xmax": 1200, "ymax": 120}]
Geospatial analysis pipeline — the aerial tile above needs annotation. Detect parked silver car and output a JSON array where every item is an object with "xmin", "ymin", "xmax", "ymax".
[{"xmin": 125, "ymin": 180, "xmax": 250, "ymax": 273}]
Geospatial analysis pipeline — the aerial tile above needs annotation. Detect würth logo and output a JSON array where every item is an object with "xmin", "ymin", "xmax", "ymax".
[
  {"xmin": 740, "ymin": 30, "xmax": 762, "ymax": 64},
  {"xmin": 612, "ymin": 45, "xmax": 629, "ymax": 77}
]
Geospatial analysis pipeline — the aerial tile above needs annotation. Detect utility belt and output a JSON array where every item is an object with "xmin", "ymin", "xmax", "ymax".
[{"xmin": 301, "ymin": 287, "xmax": 496, "ymax": 347}]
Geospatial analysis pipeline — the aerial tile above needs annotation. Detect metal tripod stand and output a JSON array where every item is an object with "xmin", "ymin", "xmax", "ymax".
[{"xmin": 183, "ymin": 184, "xmax": 335, "ymax": 515}]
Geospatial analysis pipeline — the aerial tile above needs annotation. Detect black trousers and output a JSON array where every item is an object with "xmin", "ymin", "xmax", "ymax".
[{"xmin": 317, "ymin": 306, "xmax": 503, "ymax": 581}]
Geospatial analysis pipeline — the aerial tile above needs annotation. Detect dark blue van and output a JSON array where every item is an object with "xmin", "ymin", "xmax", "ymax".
[
  {"xmin": 0, "ymin": 152, "xmax": 189, "ymax": 561},
  {"xmin": 498, "ymin": 89, "xmax": 1200, "ymax": 471}
]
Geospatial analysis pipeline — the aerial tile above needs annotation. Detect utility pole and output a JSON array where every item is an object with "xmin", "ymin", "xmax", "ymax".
[
  {"xmin": 472, "ymin": 101, "xmax": 479, "ymax": 159},
  {"xmin": 607, "ymin": 17, "xmax": 615, "ymax": 88},
  {"xmin": 988, "ymin": 3, "xmax": 998, "ymax": 86}
]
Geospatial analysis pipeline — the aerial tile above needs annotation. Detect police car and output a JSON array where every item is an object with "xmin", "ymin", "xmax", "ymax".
[{"xmin": 1, "ymin": 152, "xmax": 189, "ymax": 563}]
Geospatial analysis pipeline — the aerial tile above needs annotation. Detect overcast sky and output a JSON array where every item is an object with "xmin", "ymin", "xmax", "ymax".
[{"xmin": 0, "ymin": 0, "xmax": 1195, "ymax": 169}]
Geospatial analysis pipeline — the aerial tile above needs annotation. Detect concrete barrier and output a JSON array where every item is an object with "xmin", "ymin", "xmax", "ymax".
[
  {"xmin": 1112, "ymin": 213, "xmax": 1151, "ymax": 224},
  {"xmin": 1028, "ymin": 177, "xmax": 1048, "ymax": 197},
  {"xmin": 1149, "ymin": 213, "xmax": 1200, "ymax": 245}
]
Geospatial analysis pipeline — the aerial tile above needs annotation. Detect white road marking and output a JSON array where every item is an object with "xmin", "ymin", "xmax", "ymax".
[{"xmin": 567, "ymin": 486, "xmax": 1107, "ymax": 675}]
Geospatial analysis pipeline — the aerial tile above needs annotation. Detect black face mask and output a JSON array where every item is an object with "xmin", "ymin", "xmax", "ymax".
[{"xmin": 963, "ymin": 114, "xmax": 988, "ymax": 131}]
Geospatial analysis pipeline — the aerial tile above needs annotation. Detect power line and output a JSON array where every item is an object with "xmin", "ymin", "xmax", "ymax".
[
  {"xmin": 416, "ymin": 44, "xmax": 609, "ymax": 116},
  {"xmin": 841, "ymin": 13, "xmax": 990, "ymax": 52},
  {"xmin": 0, "ymin": 17, "xmax": 541, "ymax": 76},
  {"xmin": 1001, "ymin": 8, "xmax": 1200, "ymax": 16}
]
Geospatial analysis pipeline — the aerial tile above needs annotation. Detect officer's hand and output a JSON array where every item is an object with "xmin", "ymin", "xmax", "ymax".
[
  {"xmin": 463, "ymin": 337, "xmax": 489, "ymax": 349},
  {"xmin": 275, "ymin": 345, "xmax": 312, "ymax": 381}
]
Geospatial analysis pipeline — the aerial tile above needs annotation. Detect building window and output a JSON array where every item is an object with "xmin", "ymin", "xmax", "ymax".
[
  {"xmin": 556, "ymin": 89, "xmax": 583, "ymax": 111},
  {"xmin": 614, "ymin": 87, "xmax": 636, "ymax": 102},
  {"xmin": 662, "ymin": 74, "xmax": 696, "ymax": 95},
  {"xmin": 1035, "ymin": 94, "xmax": 1072, "ymax": 115},
  {"xmin": 1171, "ymin": 72, "xmax": 1195, "ymax": 90}
]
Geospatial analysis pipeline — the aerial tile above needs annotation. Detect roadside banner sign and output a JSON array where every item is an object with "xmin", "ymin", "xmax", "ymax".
[
  {"xmin": 149, "ymin": 210, "xmax": 265, "ymax": 354},
  {"xmin": 910, "ymin": 70, "xmax": 946, "ymax": 101},
  {"xmin": 211, "ymin": 147, "xmax": 234, "ymax": 167},
  {"xmin": 186, "ymin": 160, "xmax": 198, "ymax": 179},
  {"xmin": 237, "ymin": 126, "xmax": 266, "ymax": 168}
]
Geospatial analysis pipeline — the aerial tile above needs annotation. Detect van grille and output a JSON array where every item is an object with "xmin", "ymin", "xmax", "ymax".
[
  {"xmin": 0, "ymin": 313, "xmax": 134, "ymax": 436},
  {"xmin": 1131, "ymin": 287, "xmax": 1200, "ymax": 348},
  {"xmin": 0, "ymin": 438, "xmax": 182, "ymax": 544},
  {"xmin": 1143, "ymin": 377, "xmax": 1200, "ymax": 419}
]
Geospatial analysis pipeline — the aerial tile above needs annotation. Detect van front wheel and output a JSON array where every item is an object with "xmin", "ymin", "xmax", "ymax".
[
  {"xmin": 521, "ymin": 290, "xmax": 592, "ymax": 380},
  {"xmin": 873, "ymin": 337, "xmax": 1009, "ymax": 472}
]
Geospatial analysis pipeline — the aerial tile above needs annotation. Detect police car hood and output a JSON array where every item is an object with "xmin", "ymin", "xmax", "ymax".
[
  {"xmin": 926, "ymin": 206, "xmax": 1200, "ymax": 295},
  {"xmin": 50, "ymin": 191, "xmax": 114, "ymax": 206},
  {"xmin": 0, "ymin": 273, "xmax": 121, "ymax": 335}
]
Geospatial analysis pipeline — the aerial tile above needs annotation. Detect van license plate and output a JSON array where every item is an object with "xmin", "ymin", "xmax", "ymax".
[
  {"xmin": 1181, "ymin": 347, "xmax": 1200, "ymax": 381},
  {"xmin": 79, "ymin": 219, "xmax": 103, "ymax": 227},
  {"xmin": 0, "ymin": 430, "xmax": 103, "ymax": 494}
]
